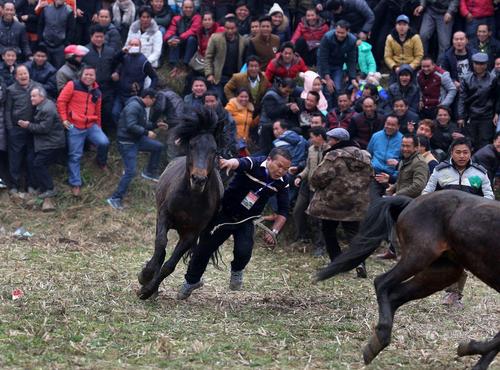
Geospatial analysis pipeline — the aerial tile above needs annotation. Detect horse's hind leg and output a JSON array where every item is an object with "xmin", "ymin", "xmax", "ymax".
[
  {"xmin": 458, "ymin": 331, "xmax": 500, "ymax": 370},
  {"xmin": 364, "ymin": 258, "xmax": 463, "ymax": 364},
  {"xmin": 138, "ymin": 211, "xmax": 169, "ymax": 286}
]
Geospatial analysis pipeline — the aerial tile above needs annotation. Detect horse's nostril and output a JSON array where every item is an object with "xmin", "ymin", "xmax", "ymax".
[{"xmin": 191, "ymin": 174, "xmax": 207, "ymax": 185}]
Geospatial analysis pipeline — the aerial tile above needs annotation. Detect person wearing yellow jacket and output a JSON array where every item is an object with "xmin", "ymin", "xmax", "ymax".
[{"xmin": 225, "ymin": 87, "xmax": 258, "ymax": 156}]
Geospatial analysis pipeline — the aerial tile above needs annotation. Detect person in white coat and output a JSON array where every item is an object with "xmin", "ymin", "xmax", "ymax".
[{"xmin": 126, "ymin": 6, "xmax": 163, "ymax": 68}]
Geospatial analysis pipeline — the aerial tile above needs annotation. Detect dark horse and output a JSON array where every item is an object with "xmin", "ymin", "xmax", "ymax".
[
  {"xmin": 316, "ymin": 190, "xmax": 500, "ymax": 370},
  {"xmin": 137, "ymin": 108, "xmax": 223, "ymax": 300}
]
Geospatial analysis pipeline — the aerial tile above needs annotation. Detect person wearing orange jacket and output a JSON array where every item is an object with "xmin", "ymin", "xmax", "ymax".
[{"xmin": 56, "ymin": 64, "xmax": 109, "ymax": 196}]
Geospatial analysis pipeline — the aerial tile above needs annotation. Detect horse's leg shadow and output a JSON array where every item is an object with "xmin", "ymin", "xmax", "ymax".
[
  {"xmin": 138, "ymin": 234, "xmax": 196, "ymax": 300},
  {"xmin": 458, "ymin": 331, "xmax": 500, "ymax": 370},
  {"xmin": 363, "ymin": 250, "xmax": 448, "ymax": 365},
  {"xmin": 138, "ymin": 211, "xmax": 169, "ymax": 287}
]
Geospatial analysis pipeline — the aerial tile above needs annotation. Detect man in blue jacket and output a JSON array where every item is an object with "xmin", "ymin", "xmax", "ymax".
[{"xmin": 107, "ymin": 89, "xmax": 167, "ymax": 210}]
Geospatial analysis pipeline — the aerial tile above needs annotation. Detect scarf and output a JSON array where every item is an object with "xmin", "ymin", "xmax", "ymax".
[{"xmin": 112, "ymin": 0, "xmax": 136, "ymax": 27}]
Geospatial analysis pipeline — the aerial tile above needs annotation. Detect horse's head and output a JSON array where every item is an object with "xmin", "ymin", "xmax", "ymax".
[{"xmin": 186, "ymin": 132, "xmax": 217, "ymax": 193}]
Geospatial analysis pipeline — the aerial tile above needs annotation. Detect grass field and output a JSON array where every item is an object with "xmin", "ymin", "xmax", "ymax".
[{"xmin": 0, "ymin": 151, "xmax": 499, "ymax": 370}]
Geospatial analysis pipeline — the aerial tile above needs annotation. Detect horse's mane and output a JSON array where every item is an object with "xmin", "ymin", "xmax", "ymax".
[{"xmin": 174, "ymin": 107, "xmax": 220, "ymax": 145}]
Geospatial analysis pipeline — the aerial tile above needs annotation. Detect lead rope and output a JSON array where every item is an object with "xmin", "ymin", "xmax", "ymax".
[{"xmin": 209, "ymin": 216, "xmax": 278, "ymax": 245}]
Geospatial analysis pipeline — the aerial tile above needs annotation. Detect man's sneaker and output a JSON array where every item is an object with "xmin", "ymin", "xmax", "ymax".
[
  {"xmin": 39, "ymin": 189, "xmax": 57, "ymax": 199},
  {"xmin": 376, "ymin": 249, "xmax": 397, "ymax": 260},
  {"xmin": 141, "ymin": 171, "xmax": 160, "ymax": 182},
  {"xmin": 71, "ymin": 186, "xmax": 81, "ymax": 197},
  {"xmin": 106, "ymin": 197, "xmax": 124, "ymax": 210},
  {"xmin": 177, "ymin": 280, "xmax": 204, "ymax": 300},
  {"xmin": 0, "ymin": 178, "xmax": 6, "ymax": 189},
  {"xmin": 442, "ymin": 292, "xmax": 464, "ymax": 309},
  {"xmin": 356, "ymin": 264, "xmax": 368, "ymax": 278},
  {"xmin": 229, "ymin": 270, "xmax": 244, "ymax": 291}
]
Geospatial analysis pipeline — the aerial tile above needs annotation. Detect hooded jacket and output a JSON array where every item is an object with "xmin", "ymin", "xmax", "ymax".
[
  {"xmin": 300, "ymin": 70, "xmax": 328, "ymax": 111},
  {"xmin": 388, "ymin": 64, "xmax": 420, "ymax": 113},
  {"xmin": 273, "ymin": 129, "xmax": 308, "ymax": 167},
  {"xmin": 269, "ymin": 3, "xmax": 291, "ymax": 43},
  {"xmin": 126, "ymin": 19, "xmax": 163, "ymax": 67},
  {"xmin": 225, "ymin": 97, "xmax": 257, "ymax": 142},
  {"xmin": 357, "ymin": 41, "xmax": 377, "ymax": 74},
  {"xmin": 384, "ymin": 28, "xmax": 424, "ymax": 70}
]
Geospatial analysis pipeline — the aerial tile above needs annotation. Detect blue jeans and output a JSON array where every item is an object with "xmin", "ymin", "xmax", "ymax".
[
  {"xmin": 111, "ymin": 136, "xmax": 164, "ymax": 199},
  {"xmin": 112, "ymin": 95, "xmax": 128, "ymax": 126},
  {"xmin": 322, "ymin": 67, "xmax": 344, "ymax": 108},
  {"xmin": 67, "ymin": 124, "xmax": 110, "ymax": 186},
  {"xmin": 168, "ymin": 35, "xmax": 197, "ymax": 65}
]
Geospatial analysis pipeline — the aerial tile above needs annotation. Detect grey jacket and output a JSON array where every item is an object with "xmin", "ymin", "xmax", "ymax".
[
  {"xmin": 421, "ymin": 0, "xmax": 459, "ymax": 14},
  {"xmin": 56, "ymin": 62, "xmax": 79, "ymax": 92},
  {"xmin": 38, "ymin": 4, "xmax": 75, "ymax": 48},
  {"xmin": 27, "ymin": 98, "xmax": 65, "ymax": 152},
  {"xmin": 5, "ymin": 80, "xmax": 41, "ymax": 131}
]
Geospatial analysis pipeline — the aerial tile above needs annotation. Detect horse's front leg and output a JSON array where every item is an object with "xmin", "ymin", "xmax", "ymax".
[
  {"xmin": 458, "ymin": 331, "xmax": 500, "ymax": 370},
  {"xmin": 138, "ymin": 211, "xmax": 169, "ymax": 286},
  {"xmin": 138, "ymin": 234, "xmax": 197, "ymax": 300}
]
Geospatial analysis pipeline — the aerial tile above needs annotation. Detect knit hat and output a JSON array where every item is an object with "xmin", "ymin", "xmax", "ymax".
[
  {"xmin": 268, "ymin": 3, "xmax": 284, "ymax": 16},
  {"xmin": 326, "ymin": 128, "xmax": 350, "ymax": 141}
]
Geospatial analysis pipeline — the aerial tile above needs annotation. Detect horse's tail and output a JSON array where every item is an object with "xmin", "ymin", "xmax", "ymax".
[{"xmin": 315, "ymin": 195, "xmax": 413, "ymax": 282}]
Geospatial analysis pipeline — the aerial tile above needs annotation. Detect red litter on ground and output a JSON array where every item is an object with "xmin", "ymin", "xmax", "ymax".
[{"xmin": 12, "ymin": 289, "xmax": 24, "ymax": 300}]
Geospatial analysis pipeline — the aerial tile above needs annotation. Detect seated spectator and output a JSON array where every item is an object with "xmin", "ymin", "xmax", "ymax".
[
  {"xmin": 327, "ymin": 92, "xmax": 355, "ymax": 129},
  {"xmin": 432, "ymin": 106, "xmax": 463, "ymax": 152},
  {"xmin": 112, "ymin": 0, "xmax": 136, "ymax": 43},
  {"xmin": 224, "ymin": 55, "xmax": 270, "ymax": 113},
  {"xmin": 184, "ymin": 76, "xmax": 207, "ymax": 109},
  {"xmin": 354, "ymin": 73, "xmax": 390, "ymax": 114},
  {"xmin": 265, "ymin": 42, "xmax": 307, "ymax": 83},
  {"xmin": 0, "ymin": 2, "xmax": 31, "ymax": 61},
  {"xmin": 384, "ymin": 14, "xmax": 423, "ymax": 79},
  {"xmin": 17, "ymin": 87, "xmax": 65, "ymax": 199},
  {"xmin": 472, "ymin": 131, "xmax": 500, "ymax": 185},
  {"xmin": 37, "ymin": 0, "xmax": 75, "ymax": 69},
  {"xmin": 235, "ymin": 1, "xmax": 251, "ymax": 36},
  {"xmin": 325, "ymin": 0, "xmax": 374, "ymax": 40},
  {"xmin": 127, "ymin": 5, "xmax": 163, "ymax": 68},
  {"xmin": 469, "ymin": 23, "xmax": 499, "ymax": 69},
  {"xmin": 439, "ymin": 31, "xmax": 473, "ymax": 90},
  {"xmin": 460, "ymin": 0, "xmax": 495, "ymax": 40},
  {"xmin": 493, "ymin": 56, "xmax": 500, "ymax": 76},
  {"xmin": 269, "ymin": 3, "xmax": 291, "ymax": 43},
  {"xmin": 188, "ymin": 11, "xmax": 222, "ymax": 74},
  {"xmin": 150, "ymin": 0, "xmax": 174, "ymax": 36},
  {"xmin": 56, "ymin": 44, "xmax": 89, "ymax": 92},
  {"xmin": 204, "ymin": 16, "xmax": 247, "ymax": 103},
  {"xmin": 367, "ymin": 114, "xmax": 403, "ymax": 199},
  {"xmin": 355, "ymin": 40, "xmax": 377, "ymax": 75},
  {"xmin": 297, "ymin": 91, "xmax": 322, "ymax": 137},
  {"xmin": 107, "ymin": 89, "xmax": 166, "ymax": 210},
  {"xmin": 247, "ymin": 16, "xmax": 280, "ymax": 68},
  {"xmin": 96, "ymin": 9, "xmax": 123, "ymax": 52},
  {"xmin": 291, "ymin": 7, "xmax": 329, "ymax": 67},
  {"xmin": 310, "ymin": 112, "xmax": 327, "ymax": 128},
  {"xmin": 259, "ymin": 77, "xmax": 299, "ymax": 154},
  {"xmin": 112, "ymin": 38, "xmax": 159, "ymax": 124},
  {"xmin": 225, "ymin": 87, "xmax": 258, "ymax": 156},
  {"xmin": 416, "ymin": 134, "xmax": 439, "ymax": 173},
  {"xmin": 25, "ymin": 45, "xmax": 57, "ymax": 99},
  {"xmin": 56, "ymin": 65, "xmax": 110, "ymax": 197},
  {"xmin": 392, "ymin": 98, "xmax": 420, "ymax": 135},
  {"xmin": 388, "ymin": 64, "xmax": 420, "ymax": 114},
  {"xmin": 164, "ymin": 0, "xmax": 201, "ymax": 71},
  {"xmin": 299, "ymin": 70, "xmax": 328, "ymax": 113},
  {"xmin": 348, "ymin": 96, "xmax": 385, "ymax": 149},
  {"xmin": 0, "ymin": 48, "xmax": 18, "ymax": 87},
  {"xmin": 248, "ymin": 17, "xmax": 260, "ymax": 39}
]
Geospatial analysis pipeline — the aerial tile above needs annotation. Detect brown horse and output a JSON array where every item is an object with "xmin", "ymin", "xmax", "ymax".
[
  {"xmin": 137, "ymin": 108, "xmax": 223, "ymax": 300},
  {"xmin": 316, "ymin": 190, "xmax": 500, "ymax": 370}
]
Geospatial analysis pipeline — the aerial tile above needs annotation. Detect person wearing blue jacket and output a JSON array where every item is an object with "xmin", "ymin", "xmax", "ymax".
[
  {"xmin": 367, "ymin": 114, "xmax": 403, "ymax": 199},
  {"xmin": 272, "ymin": 120, "xmax": 308, "ymax": 169}
]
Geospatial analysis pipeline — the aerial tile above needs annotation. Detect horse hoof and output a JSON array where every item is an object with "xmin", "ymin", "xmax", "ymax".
[
  {"xmin": 138, "ymin": 267, "xmax": 154, "ymax": 286},
  {"xmin": 137, "ymin": 286, "xmax": 158, "ymax": 300},
  {"xmin": 363, "ymin": 334, "xmax": 383, "ymax": 365},
  {"xmin": 457, "ymin": 340, "xmax": 475, "ymax": 357}
]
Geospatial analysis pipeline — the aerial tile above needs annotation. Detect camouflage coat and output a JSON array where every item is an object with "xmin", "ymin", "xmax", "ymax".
[{"xmin": 307, "ymin": 142, "xmax": 373, "ymax": 221}]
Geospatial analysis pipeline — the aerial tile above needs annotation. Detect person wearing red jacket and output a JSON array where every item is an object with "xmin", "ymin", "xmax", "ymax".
[
  {"xmin": 265, "ymin": 42, "xmax": 308, "ymax": 83},
  {"xmin": 56, "ymin": 65, "xmax": 109, "ymax": 197},
  {"xmin": 164, "ymin": 0, "xmax": 201, "ymax": 73},
  {"xmin": 459, "ymin": 0, "xmax": 495, "ymax": 39},
  {"xmin": 291, "ymin": 8, "xmax": 329, "ymax": 66}
]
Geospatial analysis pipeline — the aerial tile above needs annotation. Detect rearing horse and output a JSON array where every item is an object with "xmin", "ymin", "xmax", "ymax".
[
  {"xmin": 316, "ymin": 190, "xmax": 500, "ymax": 370},
  {"xmin": 138, "ymin": 108, "xmax": 223, "ymax": 300}
]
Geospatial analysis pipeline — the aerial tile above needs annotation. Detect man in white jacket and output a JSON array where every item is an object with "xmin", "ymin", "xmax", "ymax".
[{"xmin": 126, "ymin": 6, "xmax": 163, "ymax": 68}]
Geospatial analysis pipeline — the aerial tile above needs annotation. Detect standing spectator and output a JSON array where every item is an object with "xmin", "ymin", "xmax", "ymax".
[
  {"xmin": 235, "ymin": 1, "xmax": 251, "ymax": 37},
  {"xmin": 56, "ymin": 65, "xmax": 110, "ymax": 197},
  {"xmin": 291, "ymin": 7, "xmax": 328, "ymax": 67},
  {"xmin": 183, "ymin": 76, "xmax": 208, "ymax": 109},
  {"xmin": 16, "ymin": 0, "xmax": 38, "ymax": 51},
  {"xmin": 0, "ymin": 2, "xmax": 31, "ymax": 61},
  {"xmin": 164, "ymin": 0, "xmax": 201, "ymax": 72},
  {"xmin": 200, "ymin": 0, "xmax": 235, "ymax": 22},
  {"xmin": 392, "ymin": 98, "xmax": 420, "ymax": 135},
  {"xmin": 225, "ymin": 88, "xmax": 258, "ymax": 156},
  {"xmin": 327, "ymin": 92, "xmax": 355, "ymax": 129},
  {"xmin": 24, "ymin": 45, "xmax": 57, "ymax": 98},
  {"xmin": 439, "ymin": 31, "xmax": 473, "ymax": 89},
  {"xmin": 107, "ymin": 89, "xmax": 166, "ymax": 210},
  {"xmin": 367, "ymin": 115, "xmax": 403, "ymax": 199},
  {"xmin": 414, "ymin": 0, "xmax": 458, "ymax": 60},
  {"xmin": 5, "ymin": 65, "xmax": 41, "ymax": 193},
  {"xmin": 97, "ymin": 8, "xmax": 123, "ymax": 52},
  {"xmin": 84, "ymin": 25, "xmax": 118, "ymax": 134},
  {"xmin": 269, "ymin": 3, "xmax": 291, "ymax": 43},
  {"xmin": 112, "ymin": 0, "xmax": 136, "ymax": 43},
  {"xmin": 384, "ymin": 15, "xmax": 424, "ymax": 77},
  {"xmin": 150, "ymin": 0, "xmax": 174, "ymax": 36},
  {"xmin": 224, "ymin": 55, "xmax": 270, "ymax": 110},
  {"xmin": 0, "ymin": 72, "xmax": 7, "ymax": 189},
  {"xmin": 348, "ymin": 96, "xmax": 385, "ymax": 149},
  {"xmin": 37, "ymin": 0, "xmax": 75, "ymax": 69},
  {"xmin": 74, "ymin": 0, "xmax": 101, "ymax": 45},
  {"xmin": 325, "ymin": 0, "xmax": 374, "ymax": 40},
  {"xmin": 0, "ymin": 47, "xmax": 18, "ymax": 86},
  {"xmin": 265, "ymin": 42, "xmax": 307, "ymax": 83},
  {"xmin": 56, "ymin": 44, "xmax": 89, "ymax": 91},
  {"xmin": 388, "ymin": 64, "xmax": 420, "ymax": 114},
  {"xmin": 472, "ymin": 131, "xmax": 500, "ymax": 185},
  {"xmin": 469, "ymin": 23, "xmax": 499, "ymax": 69},
  {"xmin": 459, "ymin": 0, "xmax": 495, "ymax": 40},
  {"xmin": 246, "ymin": 15, "xmax": 280, "ymax": 68},
  {"xmin": 17, "ymin": 87, "xmax": 65, "ymax": 198},
  {"xmin": 318, "ymin": 21, "xmax": 358, "ymax": 99},
  {"xmin": 457, "ymin": 52, "xmax": 498, "ymax": 149},
  {"xmin": 307, "ymin": 127, "xmax": 372, "ymax": 277},
  {"xmin": 127, "ymin": 6, "xmax": 163, "ymax": 68},
  {"xmin": 204, "ymin": 17, "xmax": 247, "ymax": 102},
  {"xmin": 417, "ymin": 56, "xmax": 457, "ymax": 118}
]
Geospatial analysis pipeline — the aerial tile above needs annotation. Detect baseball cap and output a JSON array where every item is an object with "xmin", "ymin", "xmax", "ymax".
[{"xmin": 396, "ymin": 15, "xmax": 410, "ymax": 24}]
